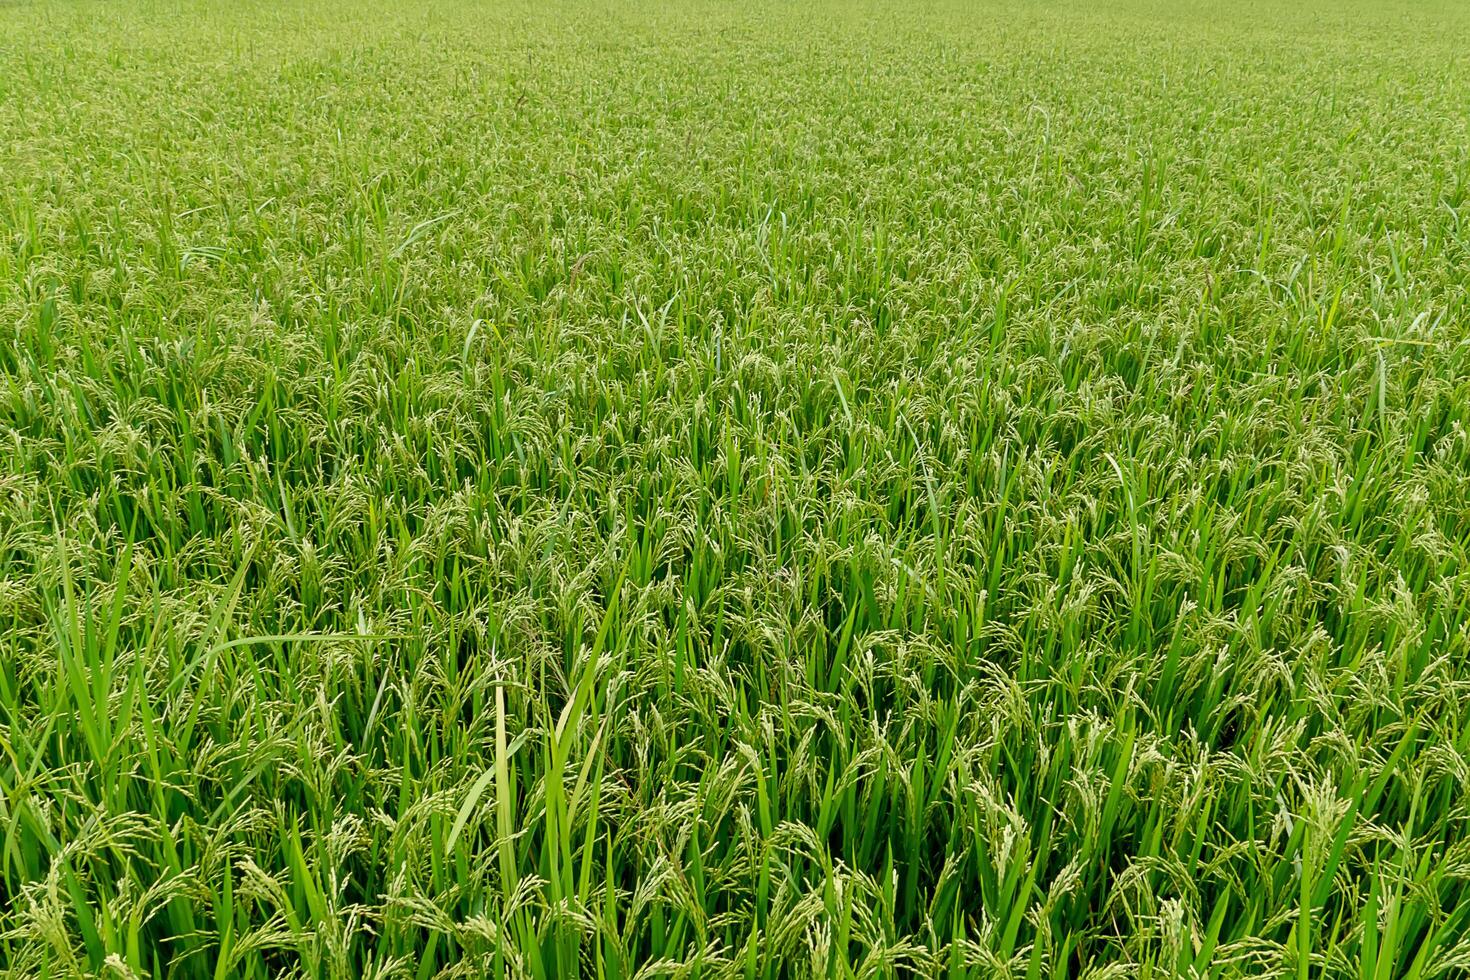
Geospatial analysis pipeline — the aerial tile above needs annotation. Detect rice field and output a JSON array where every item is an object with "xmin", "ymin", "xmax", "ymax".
[{"xmin": 3, "ymin": 0, "xmax": 1470, "ymax": 976}]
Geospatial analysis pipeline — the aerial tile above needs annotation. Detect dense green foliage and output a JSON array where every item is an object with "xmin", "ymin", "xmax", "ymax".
[{"xmin": 3, "ymin": 0, "xmax": 1470, "ymax": 976}]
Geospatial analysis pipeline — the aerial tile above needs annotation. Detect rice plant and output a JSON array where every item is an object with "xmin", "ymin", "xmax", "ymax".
[{"xmin": 2, "ymin": 0, "xmax": 1469, "ymax": 977}]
